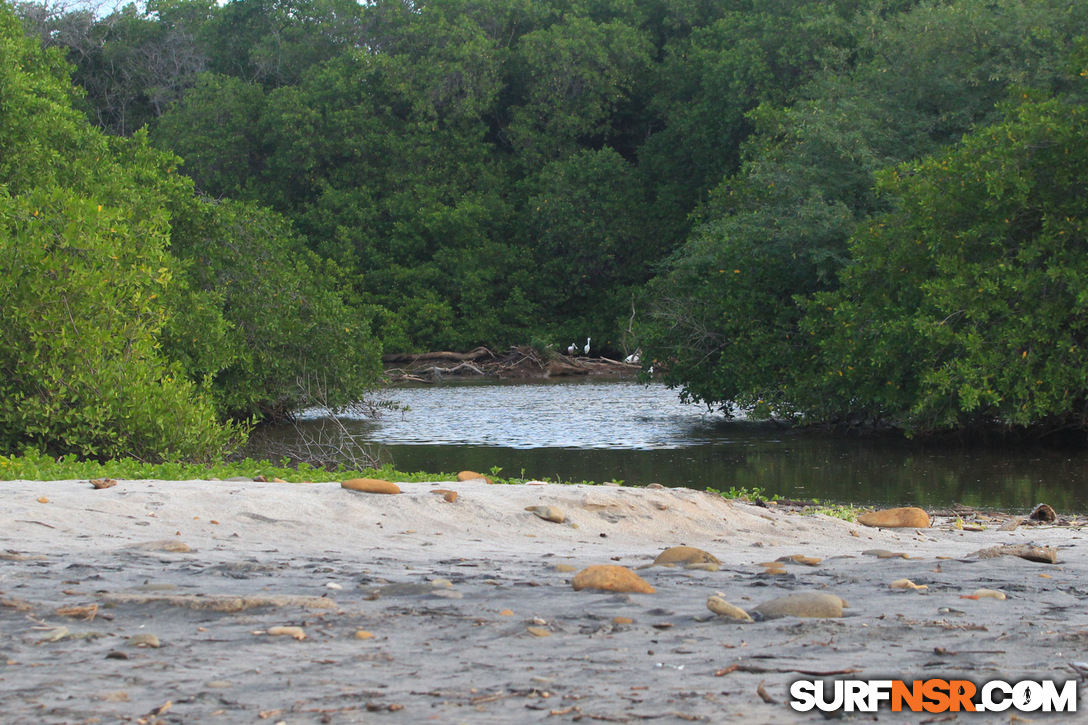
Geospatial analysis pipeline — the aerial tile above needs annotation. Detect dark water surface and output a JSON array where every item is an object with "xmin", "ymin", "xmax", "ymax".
[{"xmin": 251, "ymin": 378, "xmax": 1088, "ymax": 512}]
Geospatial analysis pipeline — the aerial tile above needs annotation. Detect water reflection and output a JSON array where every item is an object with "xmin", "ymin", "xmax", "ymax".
[{"xmin": 253, "ymin": 379, "xmax": 1088, "ymax": 512}]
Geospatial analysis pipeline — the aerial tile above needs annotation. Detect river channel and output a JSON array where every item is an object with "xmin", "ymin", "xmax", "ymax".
[{"xmin": 248, "ymin": 378, "xmax": 1088, "ymax": 512}]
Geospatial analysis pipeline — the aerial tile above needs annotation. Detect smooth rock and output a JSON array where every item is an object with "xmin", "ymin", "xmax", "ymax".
[
  {"xmin": 776, "ymin": 554, "xmax": 822, "ymax": 567},
  {"xmin": 857, "ymin": 507, "xmax": 930, "ymax": 529},
  {"xmin": 526, "ymin": 626, "xmax": 551, "ymax": 637},
  {"xmin": 571, "ymin": 565, "xmax": 656, "ymax": 594},
  {"xmin": 972, "ymin": 588, "xmax": 1006, "ymax": 600},
  {"xmin": 126, "ymin": 540, "xmax": 192, "ymax": 553},
  {"xmin": 354, "ymin": 630, "xmax": 375, "ymax": 640},
  {"xmin": 526, "ymin": 505, "xmax": 565, "ymax": 523},
  {"xmin": 973, "ymin": 544, "xmax": 1059, "ymax": 564},
  {"xmin": 129, "ymin": 634, "xmax": 161, "ymax": 648},
  {"xmin": 89, "ymin": 478, "xmax": 117, "ymax": 489},
  {"xmin": 651, "ymin": 546, "xmax": 720, "ymax": 567},
  {"xmin": 431, "ymin": 488, "xmax": 458, "ymax": 503},
  {"xmin": 753, "ymin": 592, "xmax": 848, "ymax": 619},
  {"xmin": 889, "ymin": 579, "xmax": 928, "ymax": 591},
  {"xmin": 1030, "ymin": 503, "xmax": 1057, "ymax": 522},
  {"xmin": 706, "ymin": 596, "xmax": 754, "ymax": 622},
  {"xmin": 862, "ymin": 549, "xmax": 910, "ymax": 559},
  {"xmin": 612, "ymin": 616, "xmax": 634, "ymax": 625},
  {"xmin": 267, "ymin": 626, "xmax": 306, "ymax": 640},
  {"xmin": 457, "ymin": 471, "xmax": 493, "ymax": 484},
  {"xmin": 341, "ymin": 478, "xmax": 401, "ymax": 494},
  {"xmin": 685, "ymin": 562, "xmax": 720, "ymax": 571}
]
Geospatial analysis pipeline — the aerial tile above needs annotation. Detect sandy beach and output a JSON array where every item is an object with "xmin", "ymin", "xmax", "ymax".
[{"xmin": 2, "ymin": 478, "xmax": 1086, "ymax": 724}]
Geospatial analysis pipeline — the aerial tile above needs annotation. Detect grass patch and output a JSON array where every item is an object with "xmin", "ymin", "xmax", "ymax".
[{"xmin": 0, "ymin": 449, "xmax": 450, "ymax": 484}]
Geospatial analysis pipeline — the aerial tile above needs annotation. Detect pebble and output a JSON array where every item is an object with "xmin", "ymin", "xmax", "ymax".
[
  {"xmin": 326, "ymin": 582, "xmax": 343, "ymax": 590},
  {"xmin": 526, "ymin": 626, "xmax": 551, "ymax": 637},
  {"xmin": 571, "ymin": 565, "xmax": 656, "ymax": 594},
  {"xmin": 341, "ymin": 478, "xmax": 401, "ymax": 494},
  {"xmin": 354, "ymin": 630, "xmax": 375, "ymax": 640},
  {"xmin": 862, "ymin": 549, "xmax": 911, "ymax": 559},
  {"xmin": 526, "ymin": 505, "xmax": 565, "ymax": 523},
  {"xmin": 37, "ymin": 497, "xmax": 49, "ymax": 504},
  {"xmin": 857, "ymin": 507, "xmax": 930, "ymax": 528},
  {"xmin": 89, "ymin": 478, "xmax": 117, "ymax": 489},
  {"xmin": 706, "ymin": 596, "xmax": 754, "ymax": 622},
  {"xmin": 129, "ymin": 634, "xmax": 161, "ymax": 648},
  {"xmin": 971, "ymin": 589, "xmax": 1006, "ymax": 600},
  {"xmin": 612, "ymin": 616, "xmax": 634, "ymax": 625},
  {"xmin": 499, "ymin": 609, "xmax": 515, "ymax": 616},
  {"xmin": 651, "ymin": 546, "xmax": 720, "ymax": 567},
  {"xmin": 554, "ymin": 564, "xmax": 577, "ymax": 573},
  {"xmin": 753, "ymin": 592, "xmax": 848, "ymax": 619},
  {"xmin": 431, "ymin": 489, "xmax": 458, "ymax": 503}
]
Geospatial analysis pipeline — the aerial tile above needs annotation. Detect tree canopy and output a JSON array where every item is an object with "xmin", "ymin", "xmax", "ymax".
[
  {"xmin": 0, "ymin": 2, "xmax": 380, "ymax": 460},
  {"xmin": 10, "ymin": 0, "xmax": 1088, "ymax": 443}
]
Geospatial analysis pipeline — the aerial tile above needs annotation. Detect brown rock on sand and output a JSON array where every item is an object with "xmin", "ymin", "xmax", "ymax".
[
  {"xmin": 526, "ymin": 505, "xmax": 566, "ymax": 523},
  {"xmin": 651, "ymin": 546, "xmax": 720, "ymax": 567},
  {"xmin": 341, "ymin": 478, "xmax": 401, "ymax": 494},
  {"xmin": 571, "ymin": 565, "xmax": 656, "ymax": 594},
  {"xmin": 857, "ymin": 507, "xmax": 930, "ymax": 528},
  {"xmin": 706, "ymin": 596, "xmax": 753, "ymax": 622},
  {"xmin": 457, "ymin": 471, "xmax": 494, "ymax": 484},
  {"xmin": 753, "ymin": 592, "xmax": 848, "ymax": 619}
]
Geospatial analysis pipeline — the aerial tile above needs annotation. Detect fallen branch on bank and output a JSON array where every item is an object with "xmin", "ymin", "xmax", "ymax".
[{"xmin": 384, "ymin": 345, "xmax": 641, "ymax": 382}]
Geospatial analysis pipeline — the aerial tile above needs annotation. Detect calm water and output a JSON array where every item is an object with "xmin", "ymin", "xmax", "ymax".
[{"xmin": 248, "ymin": 378, "xmax": 1088, "ymax": 512}]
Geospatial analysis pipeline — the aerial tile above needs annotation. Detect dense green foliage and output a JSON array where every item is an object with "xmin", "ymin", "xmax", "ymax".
[
  {"xmin": 11, "ymin": 0, "xmax": 1088, "ymax": 442},
  {"xmin": 0, "ymin": 3, "xmax": 380, "ymax": 460},
  {"xmin": 18, "ymin": 0, "xmax": 870, "ymax": 352},
  {"xmin": 805, "ymin": 92, "xmax": 1088, "ymax": 433},
  {"xmin": 643, "ymin": 0, "xmax": 1088, "ymax": 437}
]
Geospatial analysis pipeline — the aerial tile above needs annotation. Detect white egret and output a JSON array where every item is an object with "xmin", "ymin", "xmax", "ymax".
[{"xmin": 584, "ymin": 338, "xmax": 591, "ymax": 355}]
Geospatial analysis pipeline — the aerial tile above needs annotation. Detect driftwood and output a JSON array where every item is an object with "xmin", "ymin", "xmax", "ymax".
[{"xmin": 385, "ymin": 345, "xmax": 640, "ymax": 382}]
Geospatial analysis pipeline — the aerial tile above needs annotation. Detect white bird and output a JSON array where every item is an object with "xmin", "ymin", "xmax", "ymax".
[
  {"xmin": 567, "ymin": 342, "xmax": 577, "ymax": 355},
  {"xmin": 584, "ymin": 338, "xmax": 591, "ymax": 355},
  {"xmin": 624, "ymin": 353, "xmax": 640, "ymax": 364}
]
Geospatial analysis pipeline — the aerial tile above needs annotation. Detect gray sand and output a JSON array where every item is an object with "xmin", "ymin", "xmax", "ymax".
[{"xmin": 2, "ymin": 479, "xmax": 1086, "ymax": 723}]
